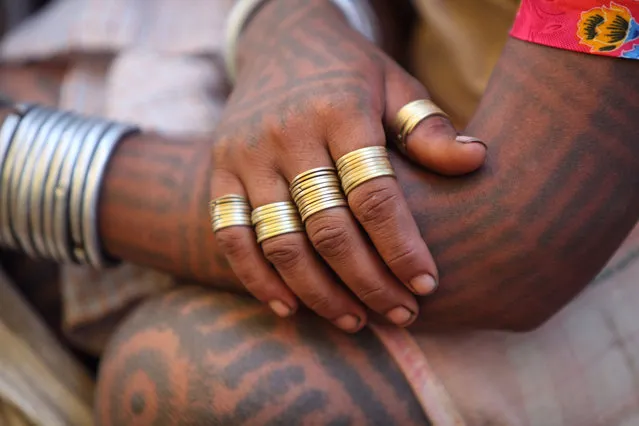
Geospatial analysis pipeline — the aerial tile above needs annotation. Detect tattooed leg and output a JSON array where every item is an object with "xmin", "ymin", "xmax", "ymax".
[{"xmin": 95, "ymin": 287, "xmax": 430, "ymax": 426}]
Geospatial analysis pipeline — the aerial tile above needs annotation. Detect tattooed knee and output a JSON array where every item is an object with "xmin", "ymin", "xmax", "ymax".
[{"xmin": 95, "ymin": 287, "xmax": 428, "ymax": 425}]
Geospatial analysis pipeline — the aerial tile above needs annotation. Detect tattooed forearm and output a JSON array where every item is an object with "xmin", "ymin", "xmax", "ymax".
[
  {"xmin": 100, "ymin": 133, "xmax": 239, "ymax": 290},
  {"xmin": 95, "ymin": 287, "xmax": 429, "ymax": 426},
  {"xmin": 396, "ymin": 39, "xmax": 639, "ymax": 330},
  {"xmin": 99, "ymin": 38, "xmax": 639, "ymax": 330}
]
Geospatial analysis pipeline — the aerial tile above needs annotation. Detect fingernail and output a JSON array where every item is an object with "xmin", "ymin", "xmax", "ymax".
[
  {"xmin": 334, "ymin": 314, "xmax": 361, "ymax": 332},
  {"xmin": 269, "ymin": 300, "xmax": 293, "ymax": 318},
  {"xmin": 456, "ymin": 135, "xmax": 487, "ymax": 149},
  {"xmin": 386, "ymin": 306, "xmax": 415, "ymax": 326},
  {"xmin": 409, "ymin": 274, "xmax": 438, "ymax": 295}
]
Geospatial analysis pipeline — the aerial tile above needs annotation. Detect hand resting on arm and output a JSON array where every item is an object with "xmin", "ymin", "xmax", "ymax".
[{"xmin": 97, "ymin": 38, "xmax": 639, "ymax": 331}]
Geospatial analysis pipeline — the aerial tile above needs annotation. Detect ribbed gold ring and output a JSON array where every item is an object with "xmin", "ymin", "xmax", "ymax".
[
  {"xmin": 251, "ymin": 201, "xmax": 303, "ymax": 244},
  {"xmin": 335, "ymin": 145, "xmax": 387, "ymax": 170},
  {"xmin": 336, "ymin": 147, "xmax": 396, "ymax": 196},
  {"xmin": 209, "ymin": 194, "xmax": 252, "ymax": 232},
  {"xmin": 395, "ymin": 99, "xmax": 449, "ymax": 152},
  {"xmin": 251, "ymin": 202, "xmax": 298, "ymax": 224},
  {"xmin": 290, "ymin": 167, "xmax": 347, "ymax": 222}
]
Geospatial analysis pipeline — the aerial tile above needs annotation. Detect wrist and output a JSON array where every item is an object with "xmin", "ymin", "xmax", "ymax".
[
  {"xmin": 0, "ymin": 103, "xmax": 139, "ymax": 268},
  {"xmin": 229, "ymin": 0, "xmax": 381, "ymax": 80}
]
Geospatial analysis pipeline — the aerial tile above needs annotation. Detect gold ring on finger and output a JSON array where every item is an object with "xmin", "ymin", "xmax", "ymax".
[
  {"xmin": 335, "ymin": 146, "xmax": 386, "ymax": 170},
  {"xmin": 255, "ymin": 220, "xmax": 303, "ymax": 235},
  {"xmin": 251, "ymin": 201, "xmax": 303, "ymax": 243},
  {"xmin": 342, "ymin": 165, "xmax": 395, "ymax": 195},
  {"xmin": 394, "ymin": 99, "xmax": 450, "ymax": 153},
  {"xmin": 288, "ymin": 166, "xmax": 336, "ymax": 188},
  {"xmin": 290, "ymin": 167, "xmax": 347, "ymax": 222},
  {"xmin": 299, "ymin": 197, "xmax": 348, "ymax": 222},
  {"xmin": 257, "ymin": 225, "xmax": 305, "ymax": 244},
  {"xmin": 251, "ymin": 202, "xmax": 298, "ymax": 219},
  {"xmin": 293, "ymin": 183, "xmax": 343, "ymax": 205},
  {"xmin": 338, "ymin": 156, "xmax": 391, "ymax": 177},
  {"xmin": 290, "ymin": 175, "xmax": 341, "ymax": 199},
  {"xmin": 295, "ymin": 187, "xmax": 343, "ymax": 210},
  {"xmin": 209, "ymin": 194, "xmax": 252, "ymax": 232},
  {"xmin": 336, "ymin": 147, "xmax": 396, "ymax": 196}
]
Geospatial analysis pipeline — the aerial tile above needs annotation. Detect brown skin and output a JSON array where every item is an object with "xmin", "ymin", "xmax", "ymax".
[
  {"xmin": 94, "ymin": 230, "xmax": 639, "ymax": 426},
  {"xmin": 212, "ymin": 0, "xmax": 487, "ymax": 332},
  {"xmin": 2, "ymin": 14, "xmax": 639, "ymax": 426},
  {"xmin": 6, "ymin": 4, "xmax": 635, "ymax": 333},
  {"xmin": 101, "ymin": 38, "xmax": 639, "ymax": 332},
  {"xmin": 96, "ymin": 286, "xmax": 430, "ymax": 426},
  {"xmin": 2, "ymin": 37, "xmax": 632, "ymax": 333}
]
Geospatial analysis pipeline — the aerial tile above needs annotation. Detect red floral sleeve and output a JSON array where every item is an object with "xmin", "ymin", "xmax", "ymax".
[{"xmin": 510, "ymin": 0, "xmax": 639, "ymax": 59}]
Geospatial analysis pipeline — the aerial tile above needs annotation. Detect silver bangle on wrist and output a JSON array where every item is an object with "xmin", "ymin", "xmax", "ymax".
[
  {"xmin": 224, "ymin": 0, "xmax": 381, "ymax": 82},
  {"xmin": 0, "ymin": 104, "xmax": 140, "ymax": 268}
]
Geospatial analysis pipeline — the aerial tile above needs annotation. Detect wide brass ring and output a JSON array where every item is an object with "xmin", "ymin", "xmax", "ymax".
[
  {"xmin": 209, "ymin": 194, "xmax": 252, "ymax": 232},
  {"xmin": 251, "ymin": 201, "xmax": 303, "ymax": 244},
  {"xmin": 336, "ymin": 147, "xmax": 396, "ymax": 196},
  {"xmin": 290, "ymin": 167, "xmax": 347, "ymax": 222},
  {"xmin": 395, "ymin": 99, "xmax": 450, "ymax": 152}
]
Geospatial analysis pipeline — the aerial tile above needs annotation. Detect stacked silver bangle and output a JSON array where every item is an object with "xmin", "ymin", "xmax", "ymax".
[{"xmin": 0, "ymin": 104, "xmax": 140, "ymax": 268}]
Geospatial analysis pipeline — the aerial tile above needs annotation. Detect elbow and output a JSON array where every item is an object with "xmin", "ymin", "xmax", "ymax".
[{"xmin": 412, "ymin": 265, "xmax": 595, "ymax": 333}]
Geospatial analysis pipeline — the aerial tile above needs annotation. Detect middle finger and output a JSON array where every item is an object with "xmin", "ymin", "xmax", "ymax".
[
  {"xmin": 245, "ymin": 172, "xmax": 368, "ymax": 333},
  {"xmin": 282, "ymin": 155, "xmax": 420, "ymax": 327}
]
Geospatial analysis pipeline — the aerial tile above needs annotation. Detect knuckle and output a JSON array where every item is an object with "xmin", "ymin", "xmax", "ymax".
[
  {"xmin": 385, "ymin": 244, "xmax": 420, "ymax": 269},
  {"xmin": 215, "ymin": 229, "xmax": 248, "ymax": 258},
  {"xmin": 323, "ymin": 92, "xmax": 376, "ymax": 119},
  {"xmin": 262, "ymin": 238, "xmax": 304, "ymax": 271},
  {"xmin": 350, "ymin": 185, "xmax": 400, "ymax": 228},
  {"xmin": 262, "ymin": 113, "xmax": 288, "ymax": 141},
  {"xmin": 304, "ymin": 292, "xmax": 335, "ymax": 315},
  {"xmin": 312, "ymin": 94, "xmax": 348, "ymax": 114},
  {"xmin": 307, "ymin": 215, "xmax": 353, "ymax": 260},
  {"xmin": 236, "ymin": 273, "xmax": 266, "ymax": 296},
  {"xmin": 211, "ymin": 136, "xmax": 233, "ymax": 164},
  {"xmin": 419, "ymin": 116, "xmax": 455, "ymax": 138},
  {"xmin": 356, "ymin": 284, "xmax": 389, "ymax": 305}
]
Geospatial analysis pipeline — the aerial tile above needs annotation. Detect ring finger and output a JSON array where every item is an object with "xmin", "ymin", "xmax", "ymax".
[
  {"xmin": 282, "ymin": 154, "xmax": 420, "ymax": 327},
  {"xmin": 245, "ymin": 171, "xmax": 368, "ymax": 333}
]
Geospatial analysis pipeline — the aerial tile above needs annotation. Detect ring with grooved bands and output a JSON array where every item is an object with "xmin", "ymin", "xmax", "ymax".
[
  {"xmin": 251, "ymin": 201, "xmax": 303, "ymax": 244},
  {"xmin": 336, "ymin": 146, "xmax": 395, "ymax": 196},
  {"xmin": 395, "ymin": 99, "xmax": 449, "ymax": 153},
  {"xmin": 289, "ymin": 167, "xmax": 347, "ymax": 222},
  {"xmin": 210, "ymin": 194, "xmax": 251, "ymax": 232}
]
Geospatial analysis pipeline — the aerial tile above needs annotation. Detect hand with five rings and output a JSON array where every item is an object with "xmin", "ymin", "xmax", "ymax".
[{"xmin": 210, "ymin": 0, "xmax": 487, "ymax": 332}]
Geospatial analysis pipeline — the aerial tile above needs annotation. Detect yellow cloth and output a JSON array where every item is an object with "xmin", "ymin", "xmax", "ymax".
[{"xmin": 410, "ymin": 0, "xmax": 519, "ymax": 127}]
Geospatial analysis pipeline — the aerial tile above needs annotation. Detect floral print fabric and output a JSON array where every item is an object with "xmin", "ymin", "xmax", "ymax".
[{"xmin": 511, "ymin": 0, "xmax": 639, "ymax": 59}]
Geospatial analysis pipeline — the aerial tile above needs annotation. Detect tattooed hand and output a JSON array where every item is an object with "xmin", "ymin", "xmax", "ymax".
[
  {"xmin": 210, "ymin": 0, "xmax": 487, "ymax": 332},
  {"xmin": 99, "ymin": 38, "xmax": 639, "ymax": 331}
]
